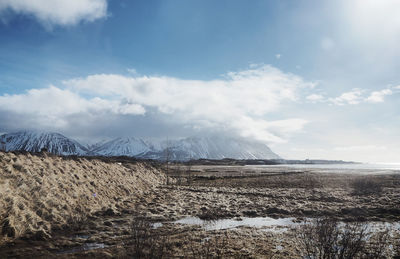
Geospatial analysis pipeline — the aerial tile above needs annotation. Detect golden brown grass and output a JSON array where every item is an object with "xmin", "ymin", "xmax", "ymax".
[{"xmin": 0, "ymin": 151, "xmax": 165, "ymax": 243}]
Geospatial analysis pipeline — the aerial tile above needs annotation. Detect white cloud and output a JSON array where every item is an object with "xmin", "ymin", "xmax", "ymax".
[
  {"xmin": 365, "ymin": 89, "xmax": 393, "ymax": 103},
  {"xmin": 0, "ymin": 0, "xmax": 108, "ymax": 27},
  {"xmin": 65, "ymin": 65, "xmax": 313, "ymax": 143},
  {"xmin": 329, "ymin": 89, "xmax": 364, "ymax": 105},
  {"xmin": 0, "ymin": 86, "xmax": 144, "ymax": 128},
  {"xmin": 345, "ymin": 0, "xmax": 400, "ymax": 44},
  {"xmin": 0, "ymin": 65, "xmax": 313, "ymax": 143},
  {"xmin": 327, "ymin": 88, "xmax": 394, "ymax": 105},
  {"xmin": 306, "ymin": 94, "xmax": 324, "ymax": 102},
  {"xmin": 275, "ymin": 54, "xmax": 281, "ymax": 59}
]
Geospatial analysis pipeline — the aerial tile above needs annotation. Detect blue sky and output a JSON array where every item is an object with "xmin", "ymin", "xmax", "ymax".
[{"xmin": 0, "ymin": 0, "xmax": 399, "ymax": 162}]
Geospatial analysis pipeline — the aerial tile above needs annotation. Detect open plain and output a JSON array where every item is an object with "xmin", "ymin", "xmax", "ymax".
[{"xmin": 1, "ymin": 152, "xmax": 400, "ymax": 258}]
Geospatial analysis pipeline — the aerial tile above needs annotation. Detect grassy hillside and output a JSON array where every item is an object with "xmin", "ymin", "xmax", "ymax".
[{"xmin": 0, "ymin": 151, "xmax": 165, "ymax": 243}]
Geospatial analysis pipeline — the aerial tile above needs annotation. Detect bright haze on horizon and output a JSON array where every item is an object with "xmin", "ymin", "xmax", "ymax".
[{"xmin": 0, "ymin": 0, "xmax": 399, "ymax": 163}]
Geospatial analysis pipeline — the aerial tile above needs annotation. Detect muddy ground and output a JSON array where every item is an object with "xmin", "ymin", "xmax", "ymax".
[{"xmin": 1, "ymin": 162, "xmax": 400, "ymax": 258}]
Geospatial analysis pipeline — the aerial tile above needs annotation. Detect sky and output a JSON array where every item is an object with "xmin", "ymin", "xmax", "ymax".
[{"xmin": 0, "ymin": 0, "xmax": 399, "ymax": 163}]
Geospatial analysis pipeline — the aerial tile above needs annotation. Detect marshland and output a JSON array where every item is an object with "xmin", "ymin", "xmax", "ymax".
[{"xmin": 1, "ymin": 151, "xmax": 399, "ymax": 258}]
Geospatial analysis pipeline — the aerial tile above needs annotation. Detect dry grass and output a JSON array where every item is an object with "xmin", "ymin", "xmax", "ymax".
[
  {"xmin": 185, "ymin": 230, "xmax": 230, "ymax": 259},
  {"xmin": 0, "ymin": 151, "xmax": 165, "ymax": 243},
  {"xmin": 125, "ymin": 218, "xmax": 248, "ymax": 259},
  {"xmin": 351, "ymin": 177, "xmax": 383, "ymax": 195}
]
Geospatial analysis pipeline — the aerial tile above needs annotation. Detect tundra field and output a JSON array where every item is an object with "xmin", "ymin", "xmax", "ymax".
[{"xmin": 0, "ymin": 151, "xmax": 399, "ymax": 258}]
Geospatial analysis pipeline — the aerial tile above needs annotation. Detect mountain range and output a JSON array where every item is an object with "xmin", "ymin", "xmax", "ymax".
[{"xmin": 0, "ymin": 131, "xmax": 280, "ymax": 160}]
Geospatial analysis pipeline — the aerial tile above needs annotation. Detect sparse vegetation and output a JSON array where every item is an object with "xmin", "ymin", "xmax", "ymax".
[
  {"xmin": 351, "ymin": 177, "xmax": 383, "ymax": 195},
  {"xmin": 1, "ymin": 155, "xmax": 399, "ymax": 258},
  {"xmin": 186, "ymin": 230, "xmax": 230, "ymax": 259},
  {"xmin": 198, "ymin": 206, "xmax": 230, "ymax": 221},
  {"xmin": 295, "ymin": 217, "xmax": 392, "ymax": 259},
  {"xmin": 129, "ymin": 217, "xmax": 171, "ymax": 258},
  {"xmin": 65, "ymin": 213, "xmax": 89, "ymax": 232},
  {"xmin": 270, "ymin": 172, "xmax": 323, "ymax": 189}
]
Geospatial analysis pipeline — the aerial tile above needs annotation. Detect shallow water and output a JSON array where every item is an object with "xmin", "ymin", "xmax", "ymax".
[
  {"xmin": 173, "ymin": 216, "xmax": 298, "ymax": 231},
  {"xmin": 173, "ymin": 216, "xmax": 400, "ymax": 233},
  {"xmin": 152, "ymin": 222, "xmax": 163, "ymax": 229}
]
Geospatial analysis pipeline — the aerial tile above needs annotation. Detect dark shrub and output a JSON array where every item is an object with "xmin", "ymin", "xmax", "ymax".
[
  {"xmin": 130, "ymin": 217, "xmax": 170, "ymax": 258},
  {"xmin": 295, "ymin": 217, "xmax": 392, "ymax": 259}
]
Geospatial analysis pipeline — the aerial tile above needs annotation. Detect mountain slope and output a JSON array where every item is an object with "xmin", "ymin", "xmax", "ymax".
[
  {"xmin": 94, "ymin": 136, "xmax": 280, "ymax": 160},
  {"xmin": 91, "ymin": 137, "xmax": 157, "ymax": 157},
  {"xmin": 169, "ymin": 136, "xmax": 280, "ymax": 160},
  {"xmin": 0, "ymin": 131, "xmax": 88, "ymax": 155},
  {"xmin": 0, "ymin": 131, "xmax": 280, "ymax": 160}
]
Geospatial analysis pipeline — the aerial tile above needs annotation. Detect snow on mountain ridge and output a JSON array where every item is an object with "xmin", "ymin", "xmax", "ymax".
[
  {"xmin": 94, "ymin": 136, "xmax": 280, "ymax": 160},
  {"xmin": 0, "ymin": 131, "xmax": 280, "ymax": 160},
  {"xmin": 91, "ymin": 137, "xmax": 153, "ymax": 157},
  {"xmin": 0, "ymin": 131, "xmax": 88, "ymax": 155}
]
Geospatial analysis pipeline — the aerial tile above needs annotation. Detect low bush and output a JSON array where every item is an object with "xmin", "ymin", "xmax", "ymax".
[
  {"xmin": 129, "ymin": 217, "xmax": 170, "ymax": 258},
  {"xmin": 295, "ymin": 217, "xmax": 392, "ymax": 259}
]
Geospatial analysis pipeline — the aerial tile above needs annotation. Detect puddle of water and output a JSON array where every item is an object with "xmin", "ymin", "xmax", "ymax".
[
  {"xmin": 56, "ymin": 243, "xmax": 107, "ymax": 255},
  {"xmin": 173, "ymin": 216, "xmax": 298, "ymax": 231},
  {"xmin": 173, "ymin": 216, "xmax": 400, "ymax": 233},
  {"xmin": 367, "ymin": 222, "xmax": 400, "ymax": 231},
  {"xmin": 152, "ymin": 222, "xmax": 163, "ymax": 229}
]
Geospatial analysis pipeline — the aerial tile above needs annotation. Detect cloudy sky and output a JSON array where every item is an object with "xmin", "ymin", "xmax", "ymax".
[{"xmin": 0, "ymin": 0, "xmax": 399, "ymax": 162}]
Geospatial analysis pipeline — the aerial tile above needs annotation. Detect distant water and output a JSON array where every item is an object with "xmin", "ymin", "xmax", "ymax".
[{"xmin": 248, "ymin": 163, "xmax": 400, "ymax": 172}]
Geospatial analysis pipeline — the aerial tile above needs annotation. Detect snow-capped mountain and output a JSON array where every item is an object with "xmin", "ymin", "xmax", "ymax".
[
  {"xmin": 0, "ymin": 131, "xmax": 88, "ymax": 155},
  {"xmin": 91, "ymin": 137, "xmax": 161, "ymax": 157},
  {"xmin": 168, "ymin": 136, "xmax": 280, "ymax": 160},
  {"xmin": 93, "ymin": 136, "xmax": 280, "ymax": 160},
  {"xmin": 0, "ymin": 131, "xmax": 280, "ymax": 160},
  {"xmin": 81, "ymin": 138, "xmax": 112, "ymax": 151}
]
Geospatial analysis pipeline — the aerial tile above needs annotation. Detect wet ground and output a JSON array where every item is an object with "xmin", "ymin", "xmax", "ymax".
[{"xmin": 1, "ymin": 165, "xmax": 400, "ymax": 258}]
